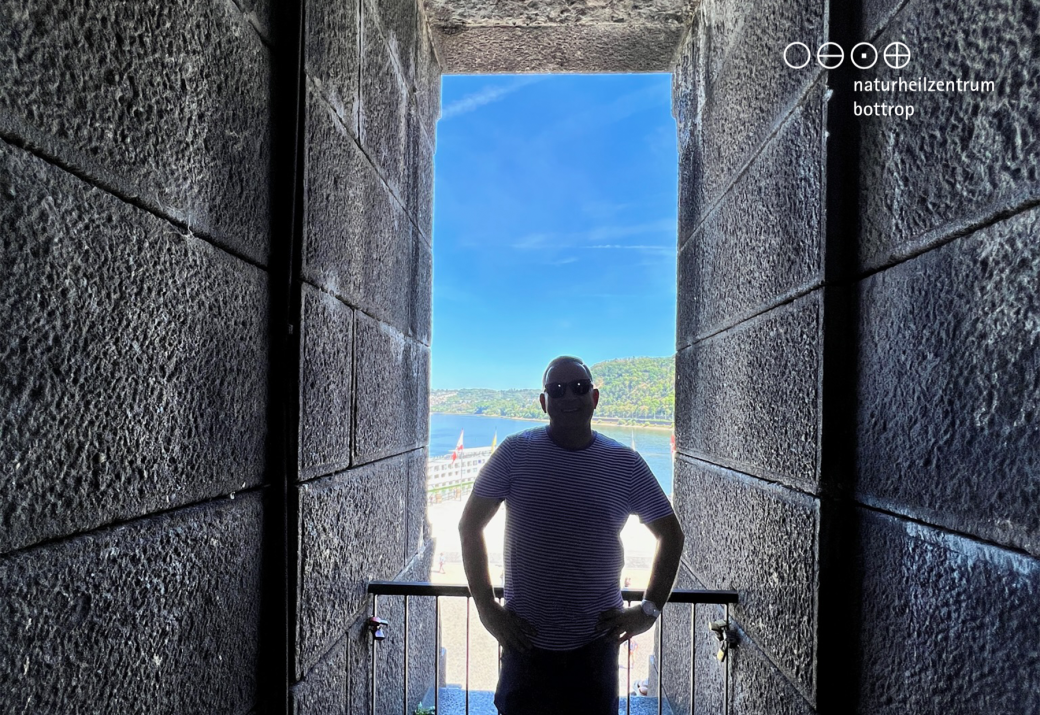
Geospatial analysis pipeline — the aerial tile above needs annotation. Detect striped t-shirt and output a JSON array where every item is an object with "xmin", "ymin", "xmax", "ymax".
[{"xmin": 472, "ymin": 427, "xmax": 674, "ymax": 650}]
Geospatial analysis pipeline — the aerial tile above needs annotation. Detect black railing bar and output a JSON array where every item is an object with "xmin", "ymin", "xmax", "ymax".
[
  {"xmin": 724, "ymin": 602, "xmax": 730, "ymax": 715},
  {"xmin": 689, "ymin": 604, "xmax": 696, "ymax": 715},
  {"xmin": 465, "ymin": 596, "xmax": 471, "ymax": 715},
  {"xmin": 368, "ymin": 581, "xmax": 738, "ymax": 604},
  {"xmin": 625, "ymin": 599, "xmax": 632, "ymax": 715},
  {"xmin": 497, "ymin": 594, "xmax": 503, "ymax": 680},
  {"xmin": 657, "ymin": 609, "xmax": 663, "ymax": 715},
  {"xmin": 434, "ymin": 596, "xmax": 440, "ymax": 715},
  {"xmin": 403, "ymin": 595, "xmax": 409, "ymax": 715},
  {"xmin": 372, "ymin": 594, "xmax": 378, "ymax": 715}
]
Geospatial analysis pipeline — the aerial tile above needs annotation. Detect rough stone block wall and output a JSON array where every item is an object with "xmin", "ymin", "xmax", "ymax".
[
  {"xmin": 849, "ymin": 0, "xmax": 1040, "ymax": 710},
  {"xmin": 293, "ymin": 0, "xmax": 440, "ymax": 710},
  {"xmin": 0, "ymin": 0, "xmax": 272, "ymax": 710},
  {"xmin": 669, "ymin": 0, "xmax": 830, "ymax": 710},
  {"xmin": 672, "ymin": 0, "xmax": 1040, "ymax": 712}
]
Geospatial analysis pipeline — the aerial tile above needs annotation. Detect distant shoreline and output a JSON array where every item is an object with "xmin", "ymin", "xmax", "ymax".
[{"xmin": 430, "ymin": 411, "xmax": 673, "ymax": 434}]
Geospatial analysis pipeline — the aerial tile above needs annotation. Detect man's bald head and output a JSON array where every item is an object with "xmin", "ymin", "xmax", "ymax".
[{"xmin": 542, "ymin": 356, "xmax": 593, "ymax": 387}]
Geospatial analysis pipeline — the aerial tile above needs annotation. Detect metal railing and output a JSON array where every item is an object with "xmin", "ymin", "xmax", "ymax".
[{"xmin": 367, "ymin": 581, "xmax": 739, "ymax": 715}]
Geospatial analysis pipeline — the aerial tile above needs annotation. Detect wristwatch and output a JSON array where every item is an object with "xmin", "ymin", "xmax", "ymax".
[{"xmin": 640, "ymin": 599, "xmax": 661, "ymax": 619}]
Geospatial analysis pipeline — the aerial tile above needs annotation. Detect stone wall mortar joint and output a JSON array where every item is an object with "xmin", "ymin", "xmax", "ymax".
[
  {"xmin": 0, "ymin": 487, "xmax": 266, "ymax": 562},
  {"xmin": 676, "ymin": 71, "xmax": 827, "ymax": 253},
  {"xmin": 675, "ymin": 453, "xmax": 821, "ymax": 501},
  {"xmin": 855, "ymin": 498, "xmax": 1040, "ymax": 562},
  {"xmin": 0, "ymin": 131, "xmax": 269, "ymax": 273},
  {"xmin": 858, "ymin": 195, "xmax": 1040, "ymax": 277}
]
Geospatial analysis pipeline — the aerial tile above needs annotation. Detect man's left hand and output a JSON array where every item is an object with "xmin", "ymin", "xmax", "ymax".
[{"xmin": 595, "ymin": 605, "xmax": 657, "ymax": 643}]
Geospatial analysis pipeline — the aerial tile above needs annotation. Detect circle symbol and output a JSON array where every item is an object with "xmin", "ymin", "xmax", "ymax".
[
  {"xmin": 883, "ymin": 41, "xmax": 911, "ymax": 69},
  {"xmin": 816, "ymin": 42, "xmax": 845, "ymax": 69},
  {"xmin": 851, "ymin": 42, "xmax": 878, "ymax": 69},
  {"xmin": 783, "ymin": 42, "xmax": 811, "ymax": 69}
]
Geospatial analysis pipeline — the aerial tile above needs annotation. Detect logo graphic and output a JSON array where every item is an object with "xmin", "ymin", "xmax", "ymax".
[
  {"xmin": 883, "ymin": 42, "xmax": 911, "ymax": 69},
  {"xmin": 783, "ymin": 42, "xmax": 811, "ymax": 69},
  {"xmin": 816, "ymin": 42, "xmax": 844, "ymax": 69},
  {"xmin": 784, "ymin": 41, "xmax": 911, "ymax": 70},
  {"xmin": 851, "ymin": 42, "xmax": 878, "ymax": 69}
]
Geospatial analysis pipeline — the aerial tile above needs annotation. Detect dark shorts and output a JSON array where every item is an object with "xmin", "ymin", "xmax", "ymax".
[{"xmin": 495, "ymin": 637, "xmax": 620, "ymax": 715}]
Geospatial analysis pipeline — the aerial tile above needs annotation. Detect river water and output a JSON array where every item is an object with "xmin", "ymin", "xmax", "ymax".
[{"xmin": 428, "ymin": 413, "xmax": 675, "ymax": 497}]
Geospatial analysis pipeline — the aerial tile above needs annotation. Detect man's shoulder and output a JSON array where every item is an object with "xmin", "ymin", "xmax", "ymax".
[
  {"xmin": 503, "ymin": 426, "xmax": 547, "ymax": 445},
  {"xmin": 591, "ymin": 432, "xmax": 637, "ymax": 457}
]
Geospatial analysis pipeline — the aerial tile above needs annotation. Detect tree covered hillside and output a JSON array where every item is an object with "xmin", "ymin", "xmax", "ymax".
[{"xmin": 430, "ymin": 356, "xmax": 675, "ymax": 425}]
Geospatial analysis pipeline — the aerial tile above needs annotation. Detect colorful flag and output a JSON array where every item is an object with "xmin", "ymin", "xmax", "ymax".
[
  {"xmin": 490, "ymin": 431, "xmax": 498, "ymax": 453},
  {"xmin": 451, "ymin": 430, "xmax": 464, "ymax": 463},
  {"xmin": 670, "ymin": 433, "xmax": 676, "ymax": 455}
]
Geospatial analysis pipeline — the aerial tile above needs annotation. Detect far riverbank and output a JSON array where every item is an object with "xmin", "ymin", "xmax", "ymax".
[
  {"xmin": 431, "ymin": 411, "xmax": 673, "ymax": 433},
  {"xmin": 429, "ymin": 413, "xmax": 675, "ymax": 496}
]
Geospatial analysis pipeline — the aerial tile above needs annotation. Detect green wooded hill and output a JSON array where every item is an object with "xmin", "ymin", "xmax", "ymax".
[{"xmin": 430, "ymin": 356, "xmax": 675, "ymax": 425}]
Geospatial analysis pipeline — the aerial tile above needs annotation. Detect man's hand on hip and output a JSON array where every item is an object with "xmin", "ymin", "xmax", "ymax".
[
  {"xmin": 595, "ymin": 605, "xmax": 657, "ymax": 643},
  {"xmin": 475, "ymin": 600, "xmax": 538, "ymax": 653}
]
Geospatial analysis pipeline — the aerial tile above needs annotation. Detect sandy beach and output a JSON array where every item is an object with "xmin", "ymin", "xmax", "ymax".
[{"xmin": 426, "ymin": 498, "xmax": 662, "ymax": 694}]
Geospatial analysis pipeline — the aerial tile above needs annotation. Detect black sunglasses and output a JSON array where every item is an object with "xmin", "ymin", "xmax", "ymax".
[{"xmin": 543, "ymin": 379, "xmax": 594, "ymax": 399}]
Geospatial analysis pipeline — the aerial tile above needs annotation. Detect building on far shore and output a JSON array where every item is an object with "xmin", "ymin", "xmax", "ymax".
[{"xmin": 427, "ymin": 445, "xmax": 493, "ymax": 503}]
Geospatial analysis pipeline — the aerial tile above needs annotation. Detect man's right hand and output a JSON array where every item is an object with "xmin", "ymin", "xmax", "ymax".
[{"xmin": 475, "ymin": 600, "xmax": 537, "ymax": 653}]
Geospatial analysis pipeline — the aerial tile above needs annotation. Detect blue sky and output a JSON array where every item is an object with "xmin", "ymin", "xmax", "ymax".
[{"xmin": 431, "ymin": 74, "xmax": 678, "ymax": 390}]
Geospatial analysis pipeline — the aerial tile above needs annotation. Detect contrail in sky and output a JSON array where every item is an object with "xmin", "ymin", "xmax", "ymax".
[{"xmin": 441, "ymin": 76, "xmax": 546, "ymax": 120}]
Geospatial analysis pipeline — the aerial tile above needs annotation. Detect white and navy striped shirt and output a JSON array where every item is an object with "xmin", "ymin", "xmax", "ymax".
[{"xmin": 473, "ymin": 427, "xmax": 674, "ymax": 650}]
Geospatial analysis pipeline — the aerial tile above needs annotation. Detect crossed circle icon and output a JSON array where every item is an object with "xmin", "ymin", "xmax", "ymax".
[
  {"xmin": 783, "ymin": 40, "xmax": 911, "ymax": 69},
  {"xmin": 883, "ymin": 42, "xmax": 911, "ymax": 69}
]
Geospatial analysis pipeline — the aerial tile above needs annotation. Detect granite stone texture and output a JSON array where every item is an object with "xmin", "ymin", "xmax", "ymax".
[
  {"xmin": 857, "ymin": 208, "xmax": 1040, "ymax": 556},
  {"xmin": 659, "ymin": 568, "xmax": 727, "ymax": 715},
  {"xmin": 677, "ymin": 80, "xmax": 825, "ymax": 343},
  {"xmin": 673, "ymin": 23, "xmax": 704, "ymax": 241},
  {"xmin": 856, "ymin": 509, "xmax": 1040, "ymax": 714},
  {"xmin": 675, "ymin": 292, "xmax": 823, "ymax": 492},
  {"xmin": 727, "ymin": 632, "xmax": 816, "ymax": 715},
  {"xmin": 304, "ymin": 90, "xmax": 413, "ymax": 334},
  {"xmin": 296, "ymin": 452, "xmax": 420, "ymax": 678},
  {"xmin": 0, "ymin": 0, "xmax": 271, "ymax": 264},
  {"xmin": 857, "ymin": 0, "xmax": 1040, "ymax": 272},
  {"xmin": 299, "ymin": 283, "xmax": 355, "ymax": 481},
  {"xmin": 0, "ymin": 494, "xmax": 264, "ymax": 713},
  {"xmin": 232, "ymin": 0, "xmax": 272, "ymax": 42},
  {"xmin": 406, "ymin": 449, "xmax": 431, "ymax": 557},
  {"xmin": 861, "ymin": 0, "xmax": 904, "ymax": 40},
  {"xmin": 431, "ymin": 24, "xmax": 687, "ymax": 73},
  {"xmin": 292, "ymin": 638, "xmax": 348, "ymax": 715},
  {"xmin": 362, "ymin": 7, "xmax": 409, "ymax": 195},
  {"xmin": 404, "ymin": 542, "xmax": 437, "ymax": 711},
  {"xmin": 425, "ymin": 0, "xmax": 686, "ymax": 27},
  {"xmin": 368, "ymin": 0, "xmax": 419, "ymax": 85},
  {"xmin": 407, "ymin": 110, "xmax": 436, "ymax": 245},
  {"xmin": 697, "ymin": 0, "xmax": 825, "ymax": 208},
  {"xmin": 415, "ymin": 20, "xmax": 442, "ymax": 141},
  {"xmin": 344, "ymin": 541, "xmax": 435, "ymax": 715},
  {"xmin": 673, "ymin": 458, "xmax": 820, "ymax": 703},
  {"xmin": 410, "ymin": 230, "xmax": 433, "ymax": 345},
  {"xmin": 353, "ymin": 315, "xmax": 429, "ymax": 465},
  {"xmin": 0, "ymin": 142, "xmax": 269, "ymax": 555},
  {"xmin": 306, "ymin": 0, "xmax": 361, "ymax": 136}
]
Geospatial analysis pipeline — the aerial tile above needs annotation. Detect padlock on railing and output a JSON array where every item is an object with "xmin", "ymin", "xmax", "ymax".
[
  {"xmin": 709, "ymin": 618, "xmax": 737, "ymax": 661},
  {"xmin": 367, "ymin": 616, "xmax": 389, "ymax": 641}
]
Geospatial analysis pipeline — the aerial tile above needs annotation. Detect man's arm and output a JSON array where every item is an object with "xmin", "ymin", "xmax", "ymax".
[
  {"xmin": 597, "ymin": 512, "xmax": 685, "ymax": 641},
  {"xmin": 458, "ymin": 494, "xmax": 536, "ymax": 651},
  {"xmin": 643, "ymin": 512, "xmax": 685, "ymax": 610}
]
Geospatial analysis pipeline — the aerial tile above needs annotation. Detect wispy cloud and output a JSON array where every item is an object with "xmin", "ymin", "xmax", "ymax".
[
  {"xmin": 509, "ymin": 219, "xmax": 675, "ymax": 251},
  {"xmin": 441, "ymin": 76, "xmax": 547, "ymax": 120},
  {"xmin": 586, "ymin": 244, "xmax": 673, "ymax": 254}
]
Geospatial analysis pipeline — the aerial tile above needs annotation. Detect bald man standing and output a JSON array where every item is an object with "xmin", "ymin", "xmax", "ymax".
[{"xmin": 459, "ymin": 356, "xmax": 685, "ymax": 715}]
